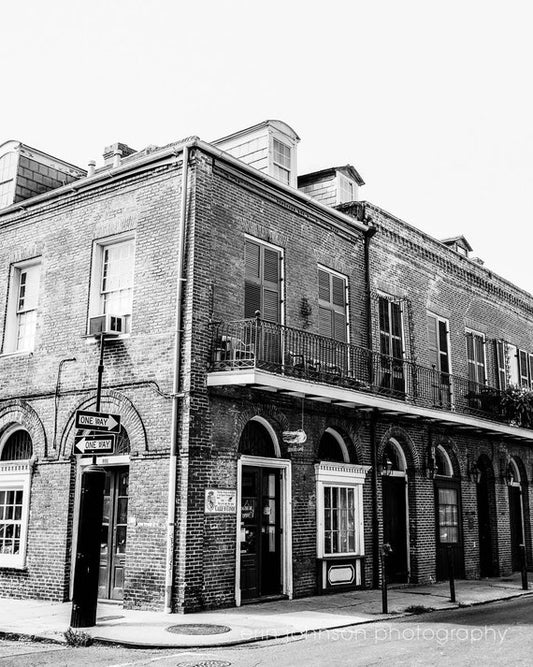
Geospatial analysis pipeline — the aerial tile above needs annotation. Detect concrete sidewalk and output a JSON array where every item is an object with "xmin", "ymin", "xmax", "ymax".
[{"xmin": 1, "ymin": 574, "xmax": 532, "ymax": 648}]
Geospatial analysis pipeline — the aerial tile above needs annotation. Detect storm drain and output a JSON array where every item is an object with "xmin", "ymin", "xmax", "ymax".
[
  {"xmin": 96, "ymin": 615, "xmax": 125, "ymax": 622},
  {"xmin": 166, "ymin": 623, "xmax": 231, "ymax": 635},
  {"xmin": 176, "ymin": 662, "xmax": 231, "ymax": 667}
]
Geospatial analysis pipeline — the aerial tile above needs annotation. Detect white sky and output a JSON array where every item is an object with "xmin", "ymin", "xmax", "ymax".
[{"xmin": 2, "ymin": 0, "xmax": 532, "ymax": 293}]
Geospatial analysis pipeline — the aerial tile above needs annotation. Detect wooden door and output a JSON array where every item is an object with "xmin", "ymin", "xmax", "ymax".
[
  {"xmin": 240, "ymin": 466, "xmax": 281, "ymax": 601},
  {"xmin": 477, "ymin": 472, "xmax": 494, "ymax": 577},
  {"xmin": 382, "ymin": 476, "xmax": 408, "ymax": 583},
  {"xmin": 509, "ymin": 485, "xmax": 524, "ymax": 571},
  {"xmin": 435, "ymin": 479, "xmax": 464, "ymax": 580},
  {"xmin": 98, "ymin": 467, "xmax": 129, "ymax": 600}
]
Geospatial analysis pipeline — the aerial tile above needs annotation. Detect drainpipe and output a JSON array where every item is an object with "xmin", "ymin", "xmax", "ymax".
[
  {"xmin": 362, "ymin": 210, "xmax": 381, "ymax": 588},
  {"xmin": 52, "ymin": 357, "xmax": 76, "ymax": 457},
  {"xmin": 164, "ymin": 144, "xmax": 190, "ymax": 614}
]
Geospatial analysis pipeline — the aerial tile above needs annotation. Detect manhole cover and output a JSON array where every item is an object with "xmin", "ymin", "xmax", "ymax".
[
  {"xmin": 97, "ymin": 615, "xmax": 125, "ymax": 621},
  {"xmin": 166, "ymin": 624, "xmax": 231, "ymax": 636},
  {"xmin": 176, "ymin": 662, "xmax": 231, "ymax": 667}
]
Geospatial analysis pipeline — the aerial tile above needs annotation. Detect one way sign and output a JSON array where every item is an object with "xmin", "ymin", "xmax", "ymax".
[
  {"xmin": 74, "ymin": 435, "xmax": 115, "ymax": 455},
  {"xmin": 75, "ymin": 409, "xmax": 121, "ymax": 433}
]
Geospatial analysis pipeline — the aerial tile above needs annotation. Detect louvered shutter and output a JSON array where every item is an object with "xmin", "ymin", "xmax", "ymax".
[
  {"xmin": 244, "ymin": 240, "xmax": 280, "ymax": 323},
  {"xmin": 318, "ymin": 269, "xmax": 347, "ymax": 342},
  {"xmin": 427, "ymin": 315, "xmax": 439, "ymax": 369},
  {"xmin": 495, "ymin": 340, "xmax": 507, "ymax": 389}
]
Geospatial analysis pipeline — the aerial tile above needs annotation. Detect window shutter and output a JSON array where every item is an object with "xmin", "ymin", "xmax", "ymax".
[
  {"xmin": 331, "ymin": 275, "xmax": 345, "ymax": 307},
  {"xmin": 244, "ymin": 240, "xmax": 281, "ymax": 322},
  {"xmin": 427, "ymin": 315, "xmax": 439, "ymax": 369},
  {"xmin": 319, "ymin": 306, "xmax": 333, "ymax": 338},
  {"xmin": 495, "ymin": 340, "xmax": 507, "ymax": 389},
  {"xmin": 318, "ymin": 269, "xmax": 330, "ymax": 302},
  {"xmin": 318, "ymin": 268, "xmax": 347, "ymax": 342}
]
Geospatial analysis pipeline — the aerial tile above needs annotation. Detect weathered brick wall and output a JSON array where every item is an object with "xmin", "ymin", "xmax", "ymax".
[{"xmin": 0, "ymin": 161, "xmax": 183, "ymax": 605}]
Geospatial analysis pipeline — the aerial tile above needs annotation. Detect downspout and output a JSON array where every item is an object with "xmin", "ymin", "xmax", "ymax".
[
  {"xmin": 164, "ymin": 144, "xmax": 190, "ymax": 613},
  {"xmin": 362, "ymin": 211, "xmax": 381, "ymax": 588}
]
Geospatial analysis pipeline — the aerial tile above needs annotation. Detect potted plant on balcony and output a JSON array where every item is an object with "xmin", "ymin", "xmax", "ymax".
[{"xmin": 499, "ymin": 386, "xmax": 533, "ymax": 428}]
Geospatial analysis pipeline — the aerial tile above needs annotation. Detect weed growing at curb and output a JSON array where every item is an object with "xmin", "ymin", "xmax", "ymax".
[
  {"xmin": 64, "ymin": 628, "xmax": 93, "ymax": 647},
  {"xmin": 404, "ymin": 605, "xmax": 435, "ymax": 615}
]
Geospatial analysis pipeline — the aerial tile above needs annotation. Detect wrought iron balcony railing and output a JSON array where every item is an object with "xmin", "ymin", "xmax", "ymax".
[{"xmin": 209, "ymin": 318, "xmax": 511, "ymax": 426}]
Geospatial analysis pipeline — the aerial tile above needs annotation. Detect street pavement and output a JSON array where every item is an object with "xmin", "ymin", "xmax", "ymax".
[{"xmin": 0, "ymin": 573, "xmax": 531, "ymax": 648}]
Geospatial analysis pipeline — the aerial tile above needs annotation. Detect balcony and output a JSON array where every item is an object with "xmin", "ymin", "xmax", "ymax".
[{"xmin": 207, "ymin": 319, "xmax": 533, "ymax": 441}]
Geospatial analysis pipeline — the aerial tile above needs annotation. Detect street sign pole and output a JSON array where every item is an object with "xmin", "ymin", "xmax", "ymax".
[{"xmin": 71, "ymin": 332, "xmax": 109, "ymax": 629}]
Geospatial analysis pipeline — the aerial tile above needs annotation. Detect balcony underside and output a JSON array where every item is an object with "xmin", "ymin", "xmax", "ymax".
[{"xmin": 207, "ymin": 368, "xmax": 533, "ymax": 443}]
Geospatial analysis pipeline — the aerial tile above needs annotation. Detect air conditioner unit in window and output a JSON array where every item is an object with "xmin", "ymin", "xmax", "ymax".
[{"xmin": 88, "ymin": 314, "xmax": 125, "ymax": 337}]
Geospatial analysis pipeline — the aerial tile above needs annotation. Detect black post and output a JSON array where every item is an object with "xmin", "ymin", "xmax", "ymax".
[
  {"xmin": 520, "ymin": 544, "xmax": 528, "ymax": 590},
  {"xmin": 448, "ymin": 546, "xmax": 456, "ymax": 602},
  {"xmin": 95, "ymin": 334, "xmax": 105, "ymax": 412},
  {"xmin": 381, "ymin": 550, "xmax": 388, "ymax": 614},
  {"xmin": 70, "ymin": 466, "xmax": 106, "ymax": 627}
]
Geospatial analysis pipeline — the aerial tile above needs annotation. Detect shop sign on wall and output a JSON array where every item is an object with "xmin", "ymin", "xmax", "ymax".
[{"xmin": 205, "ymin": 488, "xmax": 237, "ymax": 514}]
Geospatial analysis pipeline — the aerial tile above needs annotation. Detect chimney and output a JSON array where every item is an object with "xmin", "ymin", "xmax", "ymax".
[
  {"xmin": 103, "ymin": 142, "xmax": 137, "ymax": 166},
  {"xmin": 87, "ymin": 160, "xmax": 96, "ymax": 177}
]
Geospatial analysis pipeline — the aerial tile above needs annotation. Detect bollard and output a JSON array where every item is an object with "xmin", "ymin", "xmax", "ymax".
[
  {"xmin": 381, "ymin": 551, "xmax": 388, "ymax": 614},
  {"xmin": 520, "ymin": 544, "xmax": 529, "ymax": 590},
  {"xmin": 447, "ymin": 546, "xmax": 456, "ymax": 602}
]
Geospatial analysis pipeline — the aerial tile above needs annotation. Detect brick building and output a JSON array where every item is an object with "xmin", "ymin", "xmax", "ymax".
[{"xmin": 0, "ymin": 121, "xmax": 532, "ymax": 613}]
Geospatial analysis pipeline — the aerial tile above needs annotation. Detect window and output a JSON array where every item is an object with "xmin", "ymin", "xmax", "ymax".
[
  {"xmin": 427, "ymin": 313, "xmax": 451, "ymax": 405},
  {"xmin": 244, "ymin": 238, "xmax": 281, "ymax": 323},
  {"xmin": 379, "ymin": 297, "xmax": 404, "ymax": 394},
  {"xmin": 466, "ymin": 330, "xmax": 486, "ymax": 388},
  {"xmin": 437, "ymin": 487, "xmax": 459, "ymax": 543},
  {"xmin": 318, "ymin": 268, "xmax": 348, "ymax": 342},
  {"xmin": 0, "ymin": 428, "xmax": 33, "ymax": 568},
  {"xmin": 0, "ymin": 151, "xmax": 17, "ymax": 209},
  {"xmin": 3, "ymin": 260, "xmax": 41, "ymax": 354},
  {"xmin": 495, "ymin": 340, "xmax": 507, "ymax": 389},
  {"xmin": 337, "ymin": 173, "xmax": 356, "ymax": 204},
  {"xmin": 315, "ymin": 462, "xmax": 368, "ymax": 558},
  {"xmin": 272, "ymin": 138, "xmax": 291, "ymax": 185},
  {"xmin": 90, "ymin": 236, "xmax": 134, "ymax": 333}
]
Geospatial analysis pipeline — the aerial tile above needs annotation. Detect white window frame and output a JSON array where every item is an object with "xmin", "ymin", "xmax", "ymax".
[
  {"xmin": 2, "ymin": 259, "xmax": 41, "ymax": 355},
  {"xmin": 465, "ymin": 328, "xmax": 487, "ymax": 386},
  {"xmin": 336, "ymin": 172, "xmax": 357, "ymax": 204},
  {"xmin": 315, "ymin": 462, "xmax": 370, "ymax": 558},
  {"xmin": 271, "ymin": 137, "xmax": 292, "ymax": 186},
  {"xmin": 88, "ymin": 233, "xmax": 135, "ymax": 335},
  {"xmin": 0, "ymin": 427, "xmax": 32, "ymax": 569}
]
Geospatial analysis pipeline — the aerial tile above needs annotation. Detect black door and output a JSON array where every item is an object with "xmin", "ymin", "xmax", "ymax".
[
  {"xmin": 509, "ymin": 485, "xmax": 524, "ymax": 571},
  {"xmin": 240, "ymin": 466, "xmax": 281, "ymax": 601},
  {"xmin": 435, "ymin": 479, "xmax": 464, "ymax": 580},
  {"xmin": 98, "ymin": 468, "xmax": 129, "ymax": 600},
  {"xmin": 477, "ymin": 471, "xmax": 494, "ymax": 577},
  {"xmin": 382, "ymin": 476, "xmax": 408, "ymax": 583}
]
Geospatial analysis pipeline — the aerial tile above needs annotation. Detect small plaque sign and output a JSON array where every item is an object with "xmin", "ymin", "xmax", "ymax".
[{"xmin": 204, "ymin": 488, "xmax": 237, "ymax": 514}]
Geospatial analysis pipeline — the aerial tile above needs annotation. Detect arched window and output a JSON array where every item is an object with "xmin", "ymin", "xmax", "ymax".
[
  {"xmin": 318, "ymin": 428, "xmax": 350, "ymax": 463},
  {"xmin": 114, "ymin": 427, "xmax": 131, "ymax": 455},
  {"xmin": 238, "ymin": 418, "xmax": 278, "ymax": 458},
  {"xmin": 381, "ymin": 438, "xmax": 407, "ymax": 475},
  {"xmin": 435, "ymin": 445, "xmax": 453, "ymax": 477},
  {"xmin": 1, "ymin": 429, "xmax": 33, "ymax": 461},
  {"xmin": 0, "ymin": 426, "xmax": 33, "ymax": 568}
]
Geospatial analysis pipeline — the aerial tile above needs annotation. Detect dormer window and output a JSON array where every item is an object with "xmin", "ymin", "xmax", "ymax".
[{"xmin": 272, "ymin": 138, "xmax": 291, "ymax": 185}]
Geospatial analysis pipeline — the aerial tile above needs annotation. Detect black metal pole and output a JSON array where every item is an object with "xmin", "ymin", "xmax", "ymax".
[
  {"xmin": 448, "ymin": 546, "xmax": 456, "ymax": 602},
  {"xmin": 381, "ymin": 551, "xmax": 388, "ymax": 614},
  {"xmin": 70, "ymin": 333, "xmax": 107, "ymax": 628},
  {"xmin": 96, "ymin": 334, "xmax": 105, "ymax": 412},
  {"xmin": 520, "ymin": 544, "xmax": 528, "ymax": 590},
  {"xmin": 70, "ymin": 465, "xmax": 106, "ymax": 627}
]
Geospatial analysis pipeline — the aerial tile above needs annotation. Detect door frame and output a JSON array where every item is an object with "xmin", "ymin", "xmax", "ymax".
[
  {"xmin": 236, "ymin": 455, "xmax": 292, "ymax": 606},
  {"xmin": 70, "ymin": 454, "xmax": 130, "ymax": 601},
  {"xmin": 382, "ymin": 471, "xmax": 410, "ymax": 582}
]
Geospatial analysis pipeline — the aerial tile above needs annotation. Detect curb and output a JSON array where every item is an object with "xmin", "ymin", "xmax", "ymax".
[{"xmin": 1, "ymin": 590, "xmax": 532, "ymax": 650}]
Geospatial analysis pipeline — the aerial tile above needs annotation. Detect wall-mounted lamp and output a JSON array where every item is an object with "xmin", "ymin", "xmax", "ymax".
[
  {"xmin": 469, "ymin": 462, "xmax": 482, "ymax": 484},
  {"xmin": 379, "ymin": 456, "xmax": 394, "ymax": 476},
  {"xmin": 506, "ymin": 464, "xmax": 516, "ymax": 486}
]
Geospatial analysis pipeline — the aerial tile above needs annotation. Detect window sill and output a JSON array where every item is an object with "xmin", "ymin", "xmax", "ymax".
[
  {"xmin": 0, "ymin": 351, "xmax": 34, "ymax": 359},
  {"xmin": 318, "ymin": 553, "xmax": 364, "ymax": 560},
  {"xmin": 84, "ymin": 333, "xmax": 131, "ymax": 344},
  {"xmin": 0, "ymin": 561, "xmax": 27, "ymax": 571}
]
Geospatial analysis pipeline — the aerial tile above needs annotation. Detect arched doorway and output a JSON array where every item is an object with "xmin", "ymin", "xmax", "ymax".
[
  {"xmin": 434, "ymin": 445, "xmax": 464, "ymax": 580},
  {"xmin": 237, "ymin": 417, "xmax": 291, "ymax": 604},
  {"xmin": 507, "ymin": 458, "xmax": 526, "ymax": 572},
  {"xmin": 477, "ymin": 455, "xmax": 497, "ymax": 577},
  {"xmin": 381, "ymin": 438, "xmax": 409, "ymax": 583}
]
